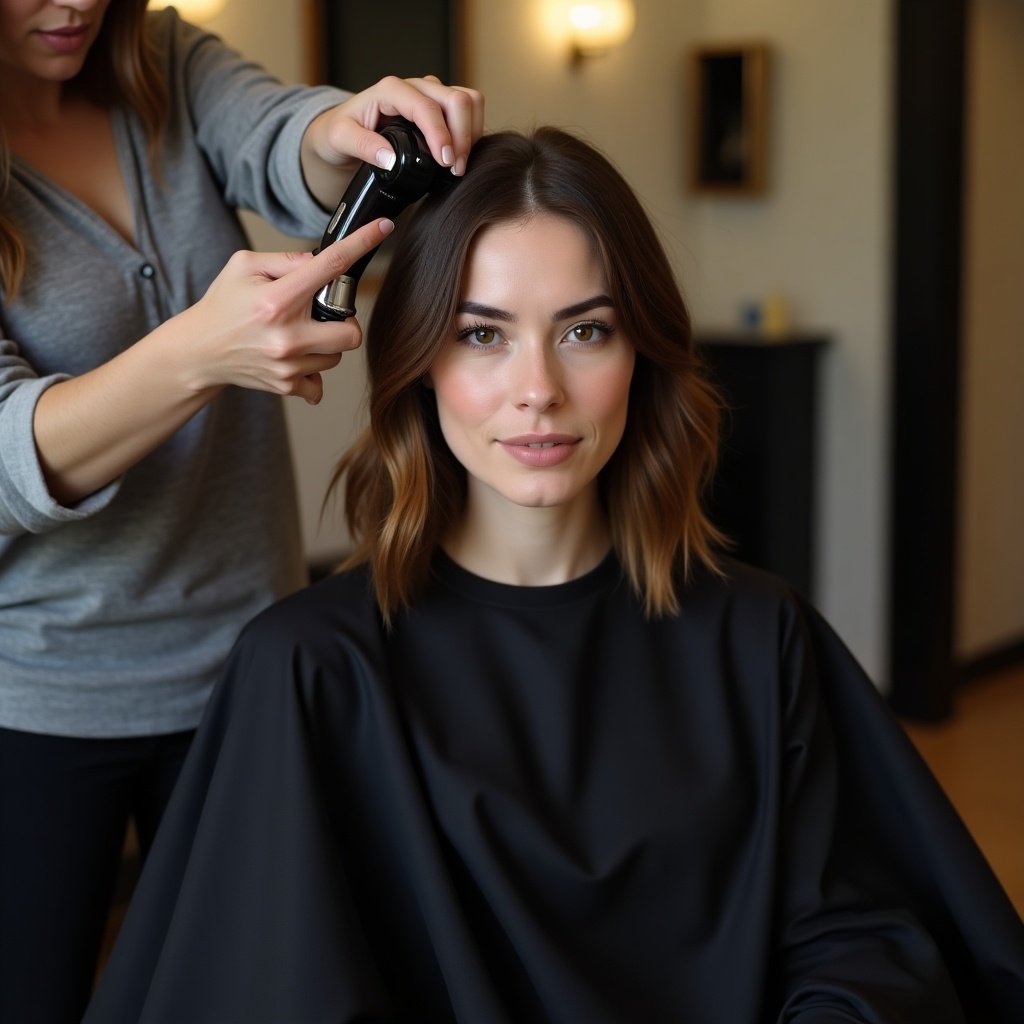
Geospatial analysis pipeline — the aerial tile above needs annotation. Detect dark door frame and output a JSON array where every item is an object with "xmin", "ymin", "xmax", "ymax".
[{"xmin": 888, "ymin": 0, "xmax": 967, "ymax": 720}]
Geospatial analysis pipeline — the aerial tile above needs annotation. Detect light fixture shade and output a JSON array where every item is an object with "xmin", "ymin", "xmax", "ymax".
[
  {"xmin": 148, "ymin": 0, "xmax": 227, "ymax": 23},
  {"xmin": 568, "ymin": 0, "xmax": 636, "ymax": 55}
]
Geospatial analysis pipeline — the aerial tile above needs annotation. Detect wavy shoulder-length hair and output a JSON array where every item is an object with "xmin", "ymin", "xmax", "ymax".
[
  {"xmin": 331, "ymin": 126, "xmax": 725, "ymax": 621},
  {"xmin": 1, "ymin": 0, "xmax": 167, "ymax": 296}
]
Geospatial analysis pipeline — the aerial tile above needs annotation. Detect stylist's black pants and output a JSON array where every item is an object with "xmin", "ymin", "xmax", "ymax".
[{"xmin": 0, "ymin": 726, "xmax": 193, "ymax": 1024}]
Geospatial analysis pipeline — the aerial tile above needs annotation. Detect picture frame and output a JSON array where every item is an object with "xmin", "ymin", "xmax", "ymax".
[{"xmin": 688, "ymin": 42, "xmax": 771, "ymax": 196}]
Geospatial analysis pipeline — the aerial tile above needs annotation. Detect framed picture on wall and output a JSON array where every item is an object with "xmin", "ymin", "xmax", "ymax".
[
  {"xmin": 688, "ymin": 42, "xmax": 771, "ymax": 196},
  {"xmin": 305, "ymin": 0, "xmax": 464, "ymax": 90}
]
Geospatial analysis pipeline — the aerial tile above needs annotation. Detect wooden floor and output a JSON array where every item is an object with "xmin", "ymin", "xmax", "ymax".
[{"xmin": 899, "ymin": 662, "xmax": 1024, "ymax": 917}]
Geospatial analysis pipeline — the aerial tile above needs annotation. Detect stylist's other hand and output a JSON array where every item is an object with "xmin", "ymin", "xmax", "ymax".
[
  {"xmin": 178, "ymin": 218, "xmax": 394, "ymax": 405},
  {"xmin": 302, "ymin": 75, "xmax": 485, "ymax": 198}
]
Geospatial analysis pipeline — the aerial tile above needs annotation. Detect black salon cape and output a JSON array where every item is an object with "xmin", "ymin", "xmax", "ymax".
[{"xmin": 85, "ymin": 556, "xmax": 1024, "ymax": 1023}]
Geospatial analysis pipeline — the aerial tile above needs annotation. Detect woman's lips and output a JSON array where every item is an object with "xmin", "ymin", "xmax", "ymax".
[
  {"xmin": 498, "ymin": 435, "xmax": 580, "ymax": 468},
  {"xmin": 36, "ymin": 25, "xmax": 91, "ymax": 54}
]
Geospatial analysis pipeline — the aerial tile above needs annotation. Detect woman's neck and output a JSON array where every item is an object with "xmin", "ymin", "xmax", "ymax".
[
  {"xmin": 442, "ymin": 488, "xmax": 611, "ymax": 587},
  {"xmin": 0, "ymin": 73, "xmax": 65, "ymax": 129}
]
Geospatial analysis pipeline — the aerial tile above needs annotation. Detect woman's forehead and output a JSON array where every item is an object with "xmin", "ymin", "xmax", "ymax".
[{"xmin": 459, "ymin": 215, "xmax": 608, "ymax": 304}]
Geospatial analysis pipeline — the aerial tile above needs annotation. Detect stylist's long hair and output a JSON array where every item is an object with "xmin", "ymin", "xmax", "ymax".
[
  {"xmin": 0, "ymin": 0, "xmax": 166, "ymax": 295},
  {"xmin": 331, "ymin": 127, "xmax": 725, "ymax": 621}
]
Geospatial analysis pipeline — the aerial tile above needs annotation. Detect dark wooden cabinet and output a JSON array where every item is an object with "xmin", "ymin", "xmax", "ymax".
[{"xmin": 698, "ymin": 334, "xmax": 828, "ymax": 598}]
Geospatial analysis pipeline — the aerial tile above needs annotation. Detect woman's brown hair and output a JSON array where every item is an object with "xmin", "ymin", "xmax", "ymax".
[
  {"xmin": 1, "ymin": 0, "xmax": 167, "ymax": 295},
  {"xmin": 330, "ymin": 126, "xmax": 725, "ymax": 621}
]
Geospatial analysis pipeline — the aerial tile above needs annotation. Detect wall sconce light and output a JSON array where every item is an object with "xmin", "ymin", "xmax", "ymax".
[
  {"xmin": 567, "ymin": 0, "xmax": 636, "ymax": 66},
  {"xmin": 148, "ymin": 0, "xmax": 227, "ymax": 24}
]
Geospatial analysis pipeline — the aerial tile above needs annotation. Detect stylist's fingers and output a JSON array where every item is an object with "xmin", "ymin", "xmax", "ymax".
[
  {"xmin": 401, "ymin": 76, "xmax": 484, "ymax": 175},
  {"xmin": 270, "ymin": 217, "xmax": 394, "ymax": 311},
  {"xmin": 275, "ymin": 219, "xmax": 392, "ymax": 403},
  {"xmin": 299, "ymin": 371, "xmax": 325, "ymax": 406},
  {"xmin": 326, "ymin": 76, "xmax": 484, "ymax": 176}
]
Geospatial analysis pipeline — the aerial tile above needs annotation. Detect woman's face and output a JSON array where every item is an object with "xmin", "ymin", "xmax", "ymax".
[
  {"xmin": 0, "ymin": 0, "xmax": 110, "ymax": 85},
  {"xmin": 427, "ymin": 213, "xmax": 636, "ymax": 517}
]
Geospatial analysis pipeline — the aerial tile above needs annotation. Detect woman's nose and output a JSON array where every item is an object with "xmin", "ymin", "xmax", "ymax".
[{"xmin": 512, "ymin": 344, "xmax": 565, "ymax": 411}]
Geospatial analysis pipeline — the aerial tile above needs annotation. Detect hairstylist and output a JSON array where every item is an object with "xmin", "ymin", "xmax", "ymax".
[{"xmin": 0, "ymin": 1, "xmax": 483, "ymax": 1020}]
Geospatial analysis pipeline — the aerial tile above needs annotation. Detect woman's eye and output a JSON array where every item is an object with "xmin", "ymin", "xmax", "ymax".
[
  {"xmin": 566, "ymin": 321, "xmax": 613, "ymax": 344},
  {"xmin": 458, "ymin": 325, "xmax": 501, "ymax": 347}
]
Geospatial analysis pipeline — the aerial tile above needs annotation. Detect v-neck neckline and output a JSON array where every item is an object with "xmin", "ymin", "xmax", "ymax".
[{"xmin": 9, "ymin": 108, "xmax": 141, "ymax": 254}]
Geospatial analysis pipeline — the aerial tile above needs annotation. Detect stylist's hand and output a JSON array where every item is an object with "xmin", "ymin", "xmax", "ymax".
[
  {"xmin": 300, "ymin": 75, "xmax": 485, "ymax": 207},
  {"xmin": 32, "ymin": 219, "xmax": 395, "ymax": 505},
  {"xmin": 178, "ymin": 218, "xmax": 394, "ymax": 405}
]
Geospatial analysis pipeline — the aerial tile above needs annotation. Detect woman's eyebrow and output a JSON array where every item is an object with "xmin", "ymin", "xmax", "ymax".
[
  {"xmin": 552, "ymin": 295, "xmax": 614, "ymax": 321},
  {"xmin": 457, "ymin": 301, "xmax": 516, "ymax": 322},
  {"xmin": 457, "ymin": 295, "xmax": 615, "ymax": 323}
]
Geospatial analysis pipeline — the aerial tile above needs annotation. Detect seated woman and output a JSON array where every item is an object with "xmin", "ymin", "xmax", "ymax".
[{"xmin": 86, "ymin": 127, "xmax": 1024, "ymax": 1023}]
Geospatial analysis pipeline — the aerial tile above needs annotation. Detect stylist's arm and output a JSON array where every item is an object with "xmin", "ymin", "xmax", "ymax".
[{"xmin": 32, "ymin": 219, "xmax": 394, "ymax": 506}]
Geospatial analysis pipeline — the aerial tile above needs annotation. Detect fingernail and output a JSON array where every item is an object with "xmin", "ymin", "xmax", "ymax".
[
  {"xmin": 452, "ymin": 156, "xmax": 466, "ymax": 177},
  {"xmin": 379, "ymin": 218, "xmax": 395, "ymax": 236},
  {"xmin": 376, "ymin": 147, "xmax": 396, "ymax": 171},
  {"xmin": 442, "ymin": 145, "xmax": 454, "ymax": 166}
]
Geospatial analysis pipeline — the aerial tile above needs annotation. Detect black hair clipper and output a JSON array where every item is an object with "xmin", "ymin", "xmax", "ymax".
[{"xmin": 311, "ymin": 117, "xmax": 451, "ymax": 321}]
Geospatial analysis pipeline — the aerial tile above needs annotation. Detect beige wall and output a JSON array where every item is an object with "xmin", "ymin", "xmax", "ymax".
[
  {"xmin": 197, "ymin": 0, "xmax": 894, "ymax": 682},
  {"xmin": 956, "ymin": 0, "xmax": 1024, "ymax": 660}
]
